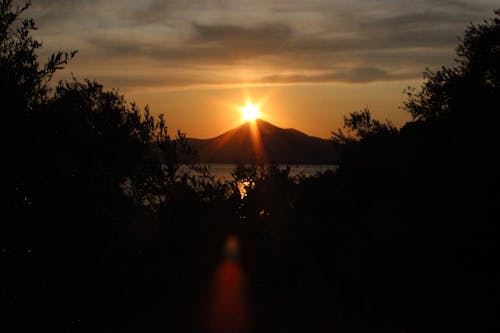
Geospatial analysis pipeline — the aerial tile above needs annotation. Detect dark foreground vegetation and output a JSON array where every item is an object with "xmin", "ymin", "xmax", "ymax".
[{"xmin": 1, "ymin": 1, "xmax": 498, "ymax": 332}]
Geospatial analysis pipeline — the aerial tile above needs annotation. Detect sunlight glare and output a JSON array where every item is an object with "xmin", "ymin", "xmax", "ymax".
[{"xmin": 241, "ymin": 102, "xmax": 260, "ymax": 122}]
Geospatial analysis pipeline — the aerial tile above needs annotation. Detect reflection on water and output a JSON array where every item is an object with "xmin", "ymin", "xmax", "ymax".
[
  {"xmin": 180, "ymin": 163, "xmax": 337, "ymax": 201},
  {"xmin": 207, "ymin": 163, "xmax": 338, "ymax": 181},
  {"xmin": 237, "ymin": 180, "xmax": 255, "ymax": 199},
  {"xmin": 122, "ymin": 164, "xmax": 337, "ymax": 211},
  {"xmin": 178, "ymin": 163, "xmax": 337, "ymax": 182}
]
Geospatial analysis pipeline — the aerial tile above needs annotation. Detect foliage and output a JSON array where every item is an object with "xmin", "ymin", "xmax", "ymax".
[
  {"xmin": 403, "ymin": 9, "xmax": 499, "ymax": 121},
  {"xmin": 324, "ymin": 11, "xmax": 500, "ymax": 333},
  {"xmin": 331, "ymin": 107, "xmax": 398, "ymax": 144},
  {"xmin": 1, "ymin": 2, "xmax": 189, "ymax": 331},
  {"xmin": 1, "ymin": 0, "xmax": 77, "ymax": 214},
  {"xmin": 0, "ymin": 0, "xmax": 76, "ymax": 111}
]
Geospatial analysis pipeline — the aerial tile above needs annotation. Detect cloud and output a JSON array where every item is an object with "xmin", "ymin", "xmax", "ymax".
[
  {"xmin": 119, "ymin": 0, "xmax": 168, "ymax": 26},
  {"xmin": 85, "ymin": 18, "xmax": 458, "ymax": 71},
  {"xmin": 76, "ymin": 65, "xmax": 414, "ymax": 89},
  {"xmin": 192, "ymin": 23, "xmax": 292, "ymax": 44},
  {"xmin": 27, "ymin": 0, "xmax": 500, "ymax": 88},
  {"xmin": 91, "ymin": 74, "xmax": 217, "ymax": 89},
  {"xmin": 259, "ymin": 67, "xmax": 414, "ymax": 84},
  {"xmin": 189, "ymin": 23, "xmax": 294, "ymax": 58},
  {"xmin": 87, "ymin": 36, "xmax": 232, "ymax": 63}
]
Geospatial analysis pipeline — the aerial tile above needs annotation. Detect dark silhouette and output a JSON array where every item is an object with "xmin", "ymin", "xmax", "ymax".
[
  {"xmin": 324, "ymin": 10, "xmax": 500, "ymax": 333},
  {"xmin": 1, "ymin": 1, "xmax": 498, "ymax": 332},
  {"xmin": 188, "ymin": 118, "xmax": 338, "ymax": 164}
]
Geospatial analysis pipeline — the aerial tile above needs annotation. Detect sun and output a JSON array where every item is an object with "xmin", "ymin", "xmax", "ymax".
[{"xmin": 241, "ymin": 102, "xmax": 260, "ymax": 122}]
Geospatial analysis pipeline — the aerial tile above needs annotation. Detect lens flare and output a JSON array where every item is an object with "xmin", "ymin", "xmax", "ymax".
[
  {"xmin": 207, "ymin": 235, "xmax": 249, "ymax": 333},
  {"xmin": 241, "ymin": 102, "xmax": 260, "ymax": 121}
]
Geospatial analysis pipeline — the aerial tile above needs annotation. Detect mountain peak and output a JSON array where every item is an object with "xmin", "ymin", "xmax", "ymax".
[
  {"xmin": 231, "ymin": 118, "xmax": 278, "ymax": 130},
  {"xmin": 252, "ymin": 118, "xmax": 275, "ymax": 127},
  {"xmin": 188, "ymin": 119, "xmax": 338, "ymax": 164},
  {"xmin": 224, "ymin": 118, "xmax": 308, "ymax": 139}
]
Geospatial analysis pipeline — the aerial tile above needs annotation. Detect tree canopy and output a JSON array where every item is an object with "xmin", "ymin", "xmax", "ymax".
[{"xmin": 403, "ymin": 9, "xmax": 499, "ymax": 122}]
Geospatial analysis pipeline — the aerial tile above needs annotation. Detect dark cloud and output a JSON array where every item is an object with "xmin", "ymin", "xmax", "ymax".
[
  {"xmin": 286, "ymin": 29, "xmax": 457, "ymax": 57},
  {"xmin": 27, "ymin": 0, "xmax": 91, "ymax": 6},
  {"xmin": 191, "ymin": 23, "xmax": 293, "ymax": 57},
  {"xmin": 259, "ymin": 67, "xmax": 414, "ymax": 84},
  {"xmin": 193, "ymin": 23, "xmax": 292, "ymax": 43},
  {"xmin": 93, "ymin": 74, "xmax": 218, "ymax": 89},
  {"xmin": 28, "ymin": 0, "xmax": 100, "ymax": 12},
  {"xmin": 87, "ymin": 36, "xmax": 231, "ymax": 63},
  {"xmin": 27, "ymin": 0, "xmax": 102, "ymax": 28},
  {"xmin": 120, "ymin": 0, "xmax": 167, "ymax": 25},
  {"xmin": 28, "ymin": 0, "xmax": 499, "ymax": 87},
  {"xmin": 87, "ymin": 18, "xmax": 459, "ymax": 70},
  {"xmin": 85, "ymin": 66, "xmax": 413, "ymax": 88},
  {"xmin": 88, "ymin": 22, "xmax": 295, "ymax": 64}
]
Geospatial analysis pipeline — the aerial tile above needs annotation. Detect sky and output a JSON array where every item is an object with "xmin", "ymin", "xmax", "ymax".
[{"xmin": 26, "ymin": 0, "xmax": 499, "ymax": 138}]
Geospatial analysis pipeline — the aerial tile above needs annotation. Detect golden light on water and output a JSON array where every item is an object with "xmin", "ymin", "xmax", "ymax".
[{"xmin": 237, "ymin": 180, "xmax": 255, "ymax": 199}]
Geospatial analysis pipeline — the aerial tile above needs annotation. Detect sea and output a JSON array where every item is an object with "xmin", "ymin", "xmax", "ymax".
[{"xmin": 188, "ymin": 163, "xmax": 338, "ymax": 181}]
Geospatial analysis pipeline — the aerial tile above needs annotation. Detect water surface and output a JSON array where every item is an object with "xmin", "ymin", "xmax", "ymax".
[{"xmin": 202, "ymin": 163, "xmax": 338, "ymax": 181}]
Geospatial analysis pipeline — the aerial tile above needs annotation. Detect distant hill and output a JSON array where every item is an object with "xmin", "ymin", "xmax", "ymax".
[{"xmin": 187, "ymin": 119, "xmax": 338, "ymax": 164}]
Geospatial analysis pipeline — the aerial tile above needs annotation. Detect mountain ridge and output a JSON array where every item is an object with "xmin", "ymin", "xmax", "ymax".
[{"xmin": 187, "ymin": 119, "xmax": 338, "ymax": 164}]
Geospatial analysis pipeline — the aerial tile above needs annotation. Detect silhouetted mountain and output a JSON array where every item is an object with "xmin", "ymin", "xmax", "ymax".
[{"xmin": 188, "ymin": 119, "xmax": 338, "ymax": 163}]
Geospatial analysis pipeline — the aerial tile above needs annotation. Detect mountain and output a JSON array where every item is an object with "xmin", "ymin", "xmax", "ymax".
[{"xmin": 187, "ymin": 119, "xmax": 338, "ymax": 164}]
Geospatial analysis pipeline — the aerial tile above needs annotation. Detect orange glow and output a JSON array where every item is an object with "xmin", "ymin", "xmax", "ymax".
[
  {"xmin": 248, "ymin": 118, "xmax": 266, "ymax": 164},
  {"xmin": 225, "ymin": 235, "xmax": 240, "ymax": 258},
  {"xmin": 129, "ymin": 83, "xmax": 413, "ymax": 140},
  {"xmin": 208, "ymin": 236, "xmax": 249, "ymax": 333},
  {"xmin": 207, "ymin": 95, "xmax": 268, "ymax": 164},
  {"xmin": 209, "ymin": 261, "xmax": 248, "ymax": 333},
  {"xmin": 238, "ymin": 92, "xmax": 269, "ymax": 163},
  {"xmin": 241, "ymin": 102, "xmax": 260, "ymax": 121}
]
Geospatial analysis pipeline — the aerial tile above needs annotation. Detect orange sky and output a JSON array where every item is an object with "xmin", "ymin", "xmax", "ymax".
[
  {"xmin": 122, "ymin": 80, "xmax": 419, "ymax": 139},
  {"xmin": 30, "ymin": 1, "xmax": 498, "ymax": 139}
]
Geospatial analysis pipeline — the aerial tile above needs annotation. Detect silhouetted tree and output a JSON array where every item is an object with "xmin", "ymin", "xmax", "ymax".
[
  {"xmin": 0, "ymin": 2, "xmax": 184, "ymax": 331},
  {"xmin": 1, "ymin": 4, "xmax": 81, "ymax": 329},
  {"xmin": 1, "ymin": 0, "xmax": 76, "ymax": 211},
  {"xmin": 404, "ymin": 10, "xmax": 499, "ymax": 122},
  {"xmin": 332, "ymin": 107, "xmax": 398, "ymax": 144},
  {"xmin": 324, "ymin": 9, "xmax": 500, "ymax": 333}
]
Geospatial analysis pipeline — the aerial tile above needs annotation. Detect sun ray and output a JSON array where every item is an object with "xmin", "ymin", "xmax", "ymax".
[
  {"xmin": 241, "ymin": 102, "xmax": 260, "ymax": 122},
  {"xmin": 248, "ymin": 119, "xmax": 266, "ymax": 164}
]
